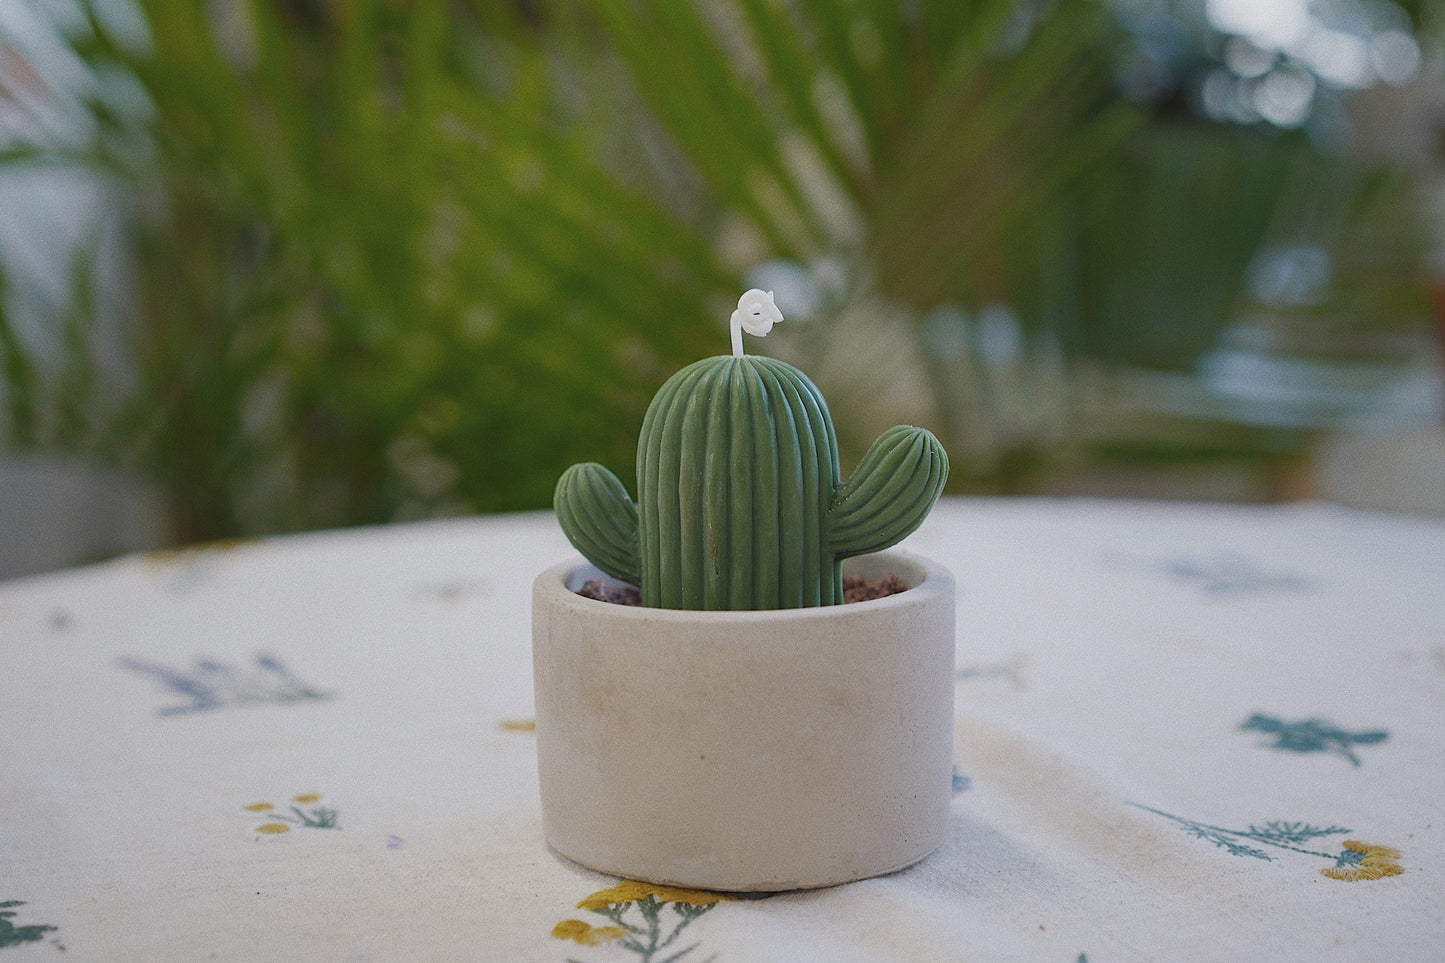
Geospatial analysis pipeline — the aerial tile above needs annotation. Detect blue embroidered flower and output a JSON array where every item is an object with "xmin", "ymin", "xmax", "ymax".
[
  {"xmin": 119, "ymin": 653, "xmax": 330, "ymax": 715},
  {"xmin": 955, "ymin": 654, "xmax": 1028, "ymax": 689},
  {"xmin": 1131, "ymin": 553, "xmax": 1312, "ymax": 596}
]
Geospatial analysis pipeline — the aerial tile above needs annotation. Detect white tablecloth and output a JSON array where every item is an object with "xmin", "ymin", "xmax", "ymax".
[{"xmin": 3, "ymin": 498, "xmax": 1442, "ymax": 961}]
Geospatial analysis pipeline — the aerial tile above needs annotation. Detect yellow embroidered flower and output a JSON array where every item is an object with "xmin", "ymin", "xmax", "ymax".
[
  {"xmin": 1321, "ymin": 840, "xmax": 1404, "ymax": 881},
  {"xmin": 256, "ymin": 822, "xmax": 291, "ymax": 834},
  {"xmin": 576, "ymin": 880, "xmax": 735, "ymax": 910},
  {"xmin": 550, "ymin": 919, "xmax": 628, "ymax": 946},
  {"xmin": 292, "ymin": 793, "xmax": 323, "ymax": 804},
  {"xmin": 243, "ymin": 802, "xmax": 274, "ymax": 812}
]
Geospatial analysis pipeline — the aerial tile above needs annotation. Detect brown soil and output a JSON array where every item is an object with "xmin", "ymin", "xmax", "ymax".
[
  {"xmin": 576, "ymin": 573, "xmax": 908, "ymax": 606},
  {"xmin": 576, "ymin": 578, "xmax": 643, "ymax": 606},
  {"xmin": 841, "ymin": 572, "xmax": 909, "ymax": 602}
]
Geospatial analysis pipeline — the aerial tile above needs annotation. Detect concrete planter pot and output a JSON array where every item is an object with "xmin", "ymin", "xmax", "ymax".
[{"xmin": 531, "ymin": 549, "xmax": 955, "ymax": 892}]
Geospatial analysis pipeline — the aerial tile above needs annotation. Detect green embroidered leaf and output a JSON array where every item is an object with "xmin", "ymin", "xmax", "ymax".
[
  {"xmin": 1243, "ymin": 821, "xmax": 1352, "ymax": 846},
  {"xmin": 0, "ymin": 901, "xmax": 57, "ymax": 948},
  {"xmin": 1239, "ymin": 714, "xmax": 1389, "ymax": 767}
]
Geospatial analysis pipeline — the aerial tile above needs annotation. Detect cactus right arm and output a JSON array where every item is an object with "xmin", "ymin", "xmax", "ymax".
[
  {"xmin": 827, "ymin": 424, "xmax": 948, "ymax": 560},
  {"xmin": 554, "ymin": 462, "xmax": 642, "ymax": 587}
]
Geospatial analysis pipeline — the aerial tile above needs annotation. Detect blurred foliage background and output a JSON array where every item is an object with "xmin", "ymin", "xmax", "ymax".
[{"xmin": 0, "ymin": 0, "xmax": 1441, "ymax": 545}]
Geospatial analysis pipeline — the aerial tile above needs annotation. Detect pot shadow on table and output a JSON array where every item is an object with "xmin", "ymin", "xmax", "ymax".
[
  {"xmin": 540, "ymin": 808, "xmax": 1035, "ymax": 903},
  {"xmin": 886, "ymin": 809, "xmax": 1045, "ymax": 894},
  {"xmin": 541, "ymin": 843, "xmax": 784, "ymax": 901}
]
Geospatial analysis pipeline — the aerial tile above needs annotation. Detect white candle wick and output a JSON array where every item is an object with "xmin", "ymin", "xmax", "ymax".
[{"xmin": 729, "ymin": 289, "xmax": 783, "ymax": 357}]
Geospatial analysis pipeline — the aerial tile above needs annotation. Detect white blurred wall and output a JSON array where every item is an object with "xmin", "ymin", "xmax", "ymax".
[
  {"xmin": 0, "ymin": 454, "xmax": 167, "ymax": 579},
  {"xmin": 0, "ymin": 2, "xmax": 164, "ymax": 580}
]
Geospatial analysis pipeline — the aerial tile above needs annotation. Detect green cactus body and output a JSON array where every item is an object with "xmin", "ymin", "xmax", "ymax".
[{"xmin": 555, "ymin": 349, "xmax": 948, "ymax": 611}]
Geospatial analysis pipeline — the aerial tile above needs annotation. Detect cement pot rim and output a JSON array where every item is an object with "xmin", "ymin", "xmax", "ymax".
[
  {"xmin": 532, "ymin": 548, "xmax": 956, "ymax": 892},
  {"xmin": 535, "ymin": 548, "xmax": 951, "ymax": 622}
]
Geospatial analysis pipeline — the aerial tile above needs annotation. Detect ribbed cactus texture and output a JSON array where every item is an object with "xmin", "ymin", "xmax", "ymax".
[{"xmin": 555, "ymin": 352, "xmax": 948, "ymax": 610}]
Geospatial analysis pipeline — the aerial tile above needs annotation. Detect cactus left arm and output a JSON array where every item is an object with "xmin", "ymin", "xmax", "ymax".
[
  {"xmin": 554, "ymin": 462, "xmax": 642, "ymax": 587},
  {"xmin": 827, "ymin": 425, "xmax": 948, "ymax": 559}
]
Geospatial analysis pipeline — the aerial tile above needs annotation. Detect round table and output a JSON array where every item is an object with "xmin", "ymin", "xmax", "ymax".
[{"xmin": 3, "ymin": 498, "xmax": 1441, "ymax": 960}]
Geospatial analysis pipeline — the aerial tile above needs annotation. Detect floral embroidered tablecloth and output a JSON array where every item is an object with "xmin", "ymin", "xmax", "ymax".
[{"xmin": 2, "ymin": 498, "xmax": 1441, "ymax": 961}]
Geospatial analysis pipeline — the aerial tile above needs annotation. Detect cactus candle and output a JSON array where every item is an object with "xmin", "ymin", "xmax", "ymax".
[
  {"xmin": 534, "ymin": 292, "xmax": 956, "ymax": 888},
  {"xmin": 554, "ymin": 290, "xmax": 948, "ymax": 610}
]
